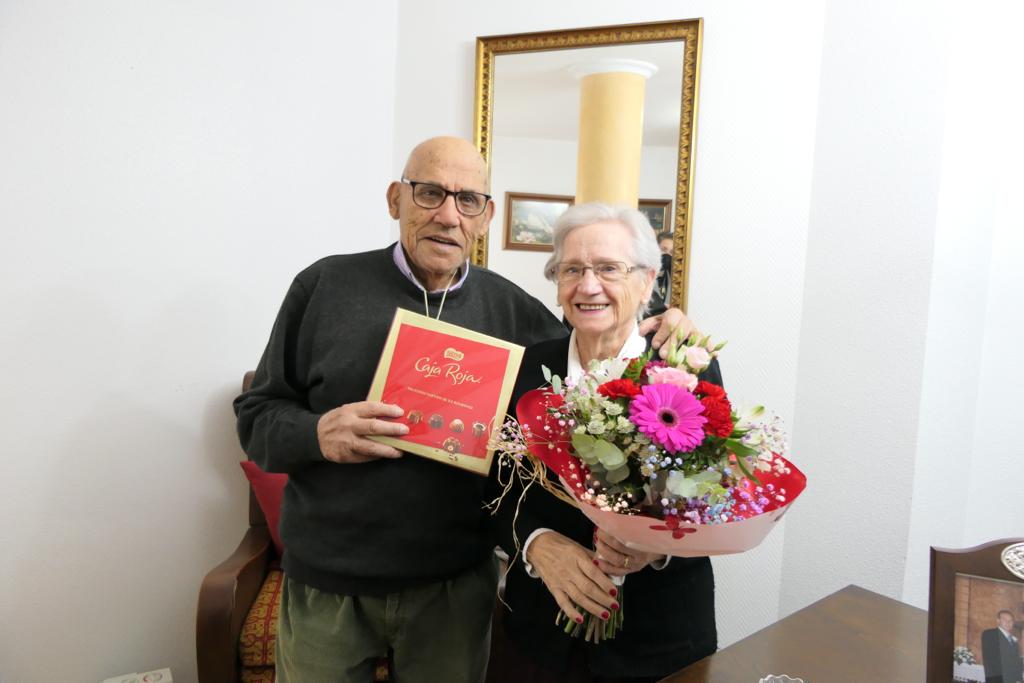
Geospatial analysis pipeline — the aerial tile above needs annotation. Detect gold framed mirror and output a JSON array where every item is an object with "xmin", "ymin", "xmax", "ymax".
[{"xmin": 472, "ymin": 19, "xmax": 703, "ymax": 311}]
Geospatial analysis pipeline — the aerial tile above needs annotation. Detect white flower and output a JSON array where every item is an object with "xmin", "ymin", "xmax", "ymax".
[
  {"xmin": 733, "ymin": 404, "xmax": 766, "ymax": 431},
  {"xmin": 604, "ymin": 401, "xmax": 624, "ymax": 417},
  {"xmin": 587, "ymin": 418, "xmax": 606, "ymax": 435},
  {"xmin": 616, "ymin": 416, "xmax": 635, "ymax": 433},
  {"xmin": 684, "ymin": 346, "xmax": 711, "ymax": 372},
  {"xmin": 587, "ymin": 357, "xmax": 630, "ymax": 384}
]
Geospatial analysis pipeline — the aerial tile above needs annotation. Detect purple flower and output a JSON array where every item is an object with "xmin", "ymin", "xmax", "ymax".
[{"xmin": 629, "ymin": 383, "xmax": 707, "ymax": 453}]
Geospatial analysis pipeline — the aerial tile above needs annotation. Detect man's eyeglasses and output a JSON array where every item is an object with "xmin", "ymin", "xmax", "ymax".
[
  {"xmin": 552, "ymin": 261, "xmax": 639, "ymax": 283},
  {"xmin": 401, "ymin": 179, "xmax": 491, "ymax": 217}
]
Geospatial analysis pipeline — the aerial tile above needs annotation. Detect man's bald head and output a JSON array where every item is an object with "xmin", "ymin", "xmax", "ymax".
[
  {"xmin": 387, "ymin": 136, "xmax": 495, "ymax": 292},
  {"xmin": 402, "ymin": 136, "xmax": 490, "ymax": 194}
]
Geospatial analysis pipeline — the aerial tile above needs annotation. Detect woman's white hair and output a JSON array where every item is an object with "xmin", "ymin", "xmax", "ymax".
[{"xmin": 543, "ymin": 202, "xmax": 662, "ymax": 281}]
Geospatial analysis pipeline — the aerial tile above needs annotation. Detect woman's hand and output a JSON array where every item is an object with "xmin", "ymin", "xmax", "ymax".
[
  {"xmin": 526, "ymin": 531, "xmax": 620, "ymax": 623},
  {"xmin": 594, "ymin": 528, "xmax": 666, "ymax": 577}
]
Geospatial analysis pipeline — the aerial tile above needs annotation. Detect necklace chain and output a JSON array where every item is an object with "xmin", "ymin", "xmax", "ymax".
[{"xmin": 423, "ymin": 269, "xmax": 459, "ymax": 320}]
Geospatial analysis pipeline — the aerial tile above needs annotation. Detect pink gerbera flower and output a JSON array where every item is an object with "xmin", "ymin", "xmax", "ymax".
[{"xmin": 630, "ymin": 384, "xmax": 707, "ymax": 453}]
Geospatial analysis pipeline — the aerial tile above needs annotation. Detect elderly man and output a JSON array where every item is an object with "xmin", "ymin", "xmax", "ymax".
[
  {"xmin": 235, "ymin": 136, "xmax": 693, "ymax": 683},
  {"xmin": 982, "ymin": 610, "xmax": 1023, "ymax": 683}
]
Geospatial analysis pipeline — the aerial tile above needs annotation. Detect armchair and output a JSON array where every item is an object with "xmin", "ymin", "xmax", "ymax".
[
  {"xmin": 196, "ymin": 371, "xmax": 279, "ymax": 683},
  {"xmin": 195, "ymin": 372, "xmax": 389, "ymax": 682}
]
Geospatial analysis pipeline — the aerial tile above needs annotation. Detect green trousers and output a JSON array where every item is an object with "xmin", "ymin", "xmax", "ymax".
[{"xmin": 277, "ymin": 555, "xmax": 499, "ymax": 683}]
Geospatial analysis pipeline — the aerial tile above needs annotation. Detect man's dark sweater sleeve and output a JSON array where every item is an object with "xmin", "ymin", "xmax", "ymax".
[{"xmin": 234, "ymin": 276, "xmax": 325, "ymax": 474}]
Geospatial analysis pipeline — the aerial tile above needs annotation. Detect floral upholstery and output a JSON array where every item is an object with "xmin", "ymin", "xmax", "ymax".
[
  {"xmin": 240, "ymin": 666, "xmax": 275, "ymax": 683},
  {"xmin": 240, "ymin": 568, "xmax": 282, "ymax": 667}
]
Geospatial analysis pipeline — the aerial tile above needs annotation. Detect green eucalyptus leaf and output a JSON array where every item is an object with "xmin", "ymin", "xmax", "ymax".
[
  {"xmin": 541, "ymin": 365, "xmax": 552, "ymax": 383},
  {"xmin": 666, "ymin": 471, "xmax": 698, "ymax": 498},
  {"xmin": 606, "ymin": 464, "xmax": 631, "ymax": 484},
  {"xmin": 693, "ymin": 470, "xmax": 722, "ymax": 484},
  {"xmin": 594, "ymin": 440, "xmax": 625, "ymax": 469},
  {"xmin": 552, "ymin": 375, "xmax": 562, "ymax": 394},
  {"xmin": 571, "ymin": 432, "xmax": 601, "ymax": 464}
]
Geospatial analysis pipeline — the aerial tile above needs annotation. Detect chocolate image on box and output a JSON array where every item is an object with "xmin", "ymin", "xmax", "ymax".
[
  {"xmin": 449, "ymin": 418, "xmax": 464, "ymax": 433},
  {"xmin": 407, "ymin": 410, "xmax": 422, "ymax": 425},
  {"xmin": 442, "ymin": 437, "xmax": 462, "ymax": 454},
  {"xmin": 472, "ymin": 421, "xmax": 486, "ymax": 438},
  {"xmin": 429, "ymin": 413, "xmax": 443, "ymax": 429}
]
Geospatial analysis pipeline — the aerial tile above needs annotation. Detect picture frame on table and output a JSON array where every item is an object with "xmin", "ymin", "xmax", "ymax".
[
  {"xmin": 638, "ymin": 198, "xmax": 672, "ymax": 233},
  {"xmin": 503, "ymin": 192, "xmax": 573, "ymax": 252},
  {"xmin": 928, "ymin": 539, "xmax": 1024, "ymax": 683}
]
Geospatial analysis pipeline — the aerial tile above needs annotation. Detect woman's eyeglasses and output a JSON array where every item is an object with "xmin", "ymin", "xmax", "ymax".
[{"xmin": 552, "ymin": 261, "xmax": 639, "ymax": 283}]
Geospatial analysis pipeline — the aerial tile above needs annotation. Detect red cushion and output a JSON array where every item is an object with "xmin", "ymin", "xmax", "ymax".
[{"xmin": 239, "ymin": 461, "xmax": 287, "ymax": 555}]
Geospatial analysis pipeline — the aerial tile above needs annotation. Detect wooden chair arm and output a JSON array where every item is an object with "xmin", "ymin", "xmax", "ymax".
[{"xmin": 196, "ymin": 524, "xmax": 274, "ymax": 683}]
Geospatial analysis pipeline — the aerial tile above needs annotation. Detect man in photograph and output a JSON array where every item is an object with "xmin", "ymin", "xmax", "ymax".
[{"xmin": 982, "ymin": 609, "xmax": 1023, "ymax": 683}]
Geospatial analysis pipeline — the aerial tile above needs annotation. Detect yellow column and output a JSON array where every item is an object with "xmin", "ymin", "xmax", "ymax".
[{"xmin": 571, "ymin": 59, "xmax": 657, "ymax": 207}]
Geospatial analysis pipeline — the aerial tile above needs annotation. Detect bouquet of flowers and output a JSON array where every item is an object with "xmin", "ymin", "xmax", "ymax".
[{"xmin": 491, "ymin": 331, "xmax": 806, "ymax": 642}]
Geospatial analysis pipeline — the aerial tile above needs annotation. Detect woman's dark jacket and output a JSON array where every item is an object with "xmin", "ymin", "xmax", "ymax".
[{"xmin": 492, "ymin": 335, "xmax": 720, "ymax": 678}]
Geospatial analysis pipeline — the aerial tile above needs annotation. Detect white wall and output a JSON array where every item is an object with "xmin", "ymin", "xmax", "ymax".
[
  {"xmin": 779, "ymin": 0, "xmax": 951, "ymax": 613},
  {"xmin": 902, "ymin": 0, "xmax": 1024, "ymax": 609},
  {"xmin": 0, "ymin": 1, "xmax": 398, "ymax": 681},
  {"xmin": 781, "ymin": 0, "xmax": 1024, "ymax": 619}
]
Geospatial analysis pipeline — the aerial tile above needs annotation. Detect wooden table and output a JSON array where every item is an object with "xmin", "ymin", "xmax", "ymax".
[{"xmin": 659, "ymin": 584, "xmax": 927, "ymax": 683}]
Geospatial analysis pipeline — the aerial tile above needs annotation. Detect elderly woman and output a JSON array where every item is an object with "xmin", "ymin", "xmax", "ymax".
[{"xmin": 491, "ymin": 203, "xmax": 719, "ymax": 683}]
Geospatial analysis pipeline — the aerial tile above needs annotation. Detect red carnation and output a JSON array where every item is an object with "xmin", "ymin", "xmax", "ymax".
[
  {"xmin": 695, "ymin": 381, "xmax": 726, "ymax": 400},
  {"xmin": 700, "ymin": 394, "xmax": 734, "ymax": 438},
  {"xmin": 598, "ymin": 378, "xmax": 642, "ymax": 399}
]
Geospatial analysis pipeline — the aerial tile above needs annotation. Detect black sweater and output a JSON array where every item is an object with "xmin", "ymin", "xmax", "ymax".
[{"xmin": 234, "ymin": 245, "xmax": 566, "ymax": 595}]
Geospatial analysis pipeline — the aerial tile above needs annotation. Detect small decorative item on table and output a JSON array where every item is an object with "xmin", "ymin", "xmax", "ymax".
[
  {"xmin": 101, "ymin": 669, "xmax": 173, "ymax": 683},
  {"xmin": 491, "ymin": 331, "xmax": 807, "ymax": 642}
]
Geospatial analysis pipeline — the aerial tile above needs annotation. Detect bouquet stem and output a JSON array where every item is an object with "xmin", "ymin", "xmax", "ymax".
[{"xmin": 554, "ymin": 591, "xmax": 624, "ymax": 643}]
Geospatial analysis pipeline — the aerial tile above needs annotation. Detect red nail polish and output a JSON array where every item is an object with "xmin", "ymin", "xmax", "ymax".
[
  {"xmin": 593, "ymin": 559, "xmax": 600, "ymax": 567},
  {"xmin": 609, "ymin": 588, "xmax": 617, "ymax": 597},
  {"xmin": 611, "ymin": 602, "xmax": 619, "ymax": 610},
  {"xmin": 575, "ymin": 615, "xmax": 584, "ymax": 624},
  {"xmin": 601, "ymin": 611, "xmax": 610, "ymax": 620}
]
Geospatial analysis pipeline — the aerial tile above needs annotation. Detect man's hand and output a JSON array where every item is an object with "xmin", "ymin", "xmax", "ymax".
[
  {"xmin": 527, "ymin": 531, "xmax": 619, "ymax": 623},
  {"xmin": 594, "ymin": 528, "xmax": 665, "ymax": 577},
  {"xmin": 317, "ymin": 401, "xmax": 408, "ymax": 463},
  {"xmin": 639, "ymin": 307, "xmax": 697, "ymax": 359}
]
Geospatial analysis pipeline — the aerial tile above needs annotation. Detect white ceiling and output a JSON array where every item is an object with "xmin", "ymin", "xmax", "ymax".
[{"xmin": 491, "ymin": 41, "xmax": 686, "ymax": 147}]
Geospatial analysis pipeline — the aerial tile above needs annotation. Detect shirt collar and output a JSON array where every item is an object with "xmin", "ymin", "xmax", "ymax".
[
  {"xmin": 566, "ymin": 324, "xmax": 646, "ymax": 381},
  {"xmin": 392, "ymin": 242, "xmax": 470, "ymax": 294}
]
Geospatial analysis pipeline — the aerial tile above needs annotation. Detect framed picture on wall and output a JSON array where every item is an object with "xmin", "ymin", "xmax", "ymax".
[
  {"xmin": 928, "ymin": 539, "xmax": 1024, "ymax": 683},
  {"xmin": 638, "ymin": 198, "xmax": 673, "ymax": 233},
  {"xmin": 503, "ymin": 192, "xmax": 573, "ymax": 252}
]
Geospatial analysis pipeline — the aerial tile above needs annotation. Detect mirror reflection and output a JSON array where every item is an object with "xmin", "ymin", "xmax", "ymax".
[{"xmin": 474, "ymin": 21, "xmax": 701, "ymax": 312}]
